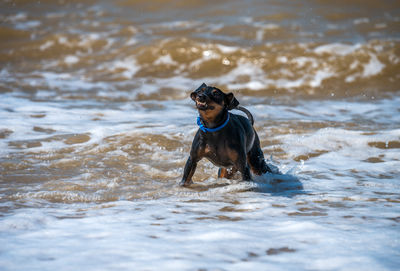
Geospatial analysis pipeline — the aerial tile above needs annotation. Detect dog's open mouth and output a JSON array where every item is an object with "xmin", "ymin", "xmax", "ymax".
[{"xmin": 196, "ymin": 101, "xmax": 208, "ymax": 110}]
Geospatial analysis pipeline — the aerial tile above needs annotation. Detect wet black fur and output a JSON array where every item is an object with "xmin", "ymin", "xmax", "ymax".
[{"xmin": 180, "ymin": 83, "xmax": 272, "ymax": 186}]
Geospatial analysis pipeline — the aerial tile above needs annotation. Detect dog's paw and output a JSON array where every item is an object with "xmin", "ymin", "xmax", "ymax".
[
  {"xmin": 179, "ymin": 180, "xmax": 192, "ymax": 187},
  {"xmin": 267, "ymin": 163, "xmax": 282, "ymax": 174}
]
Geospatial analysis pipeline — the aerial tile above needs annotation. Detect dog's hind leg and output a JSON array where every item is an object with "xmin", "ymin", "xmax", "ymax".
[{"xmin": 247, "ymin": 133, "xmax": 272, "ymax": 175}]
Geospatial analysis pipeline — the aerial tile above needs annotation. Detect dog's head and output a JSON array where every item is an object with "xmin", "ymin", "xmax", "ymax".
[{"xmin": 190, "ymin": 83, "xmax": 239, "ymax": 113}]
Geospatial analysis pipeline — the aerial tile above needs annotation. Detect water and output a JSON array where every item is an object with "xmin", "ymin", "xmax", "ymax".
[{"xmin": 1, "ymin": 0, "xmax": 400, "ymax": 270}]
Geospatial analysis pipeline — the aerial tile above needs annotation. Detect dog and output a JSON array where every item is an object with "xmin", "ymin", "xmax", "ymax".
[{"xmin": 180, "ymin": 83, "xmax": 272, "ymax": 187}]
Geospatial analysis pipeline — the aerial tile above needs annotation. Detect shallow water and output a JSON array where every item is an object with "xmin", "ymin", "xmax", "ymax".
[{"xmin": 1, "ymin": 0, "xmax": 400, "ymax": 270}]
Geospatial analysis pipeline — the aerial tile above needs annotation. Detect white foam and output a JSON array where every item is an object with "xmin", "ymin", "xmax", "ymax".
[
  {"xmin": 64, "ymin": 55, "xmax": 79, "ymax": 65},
  {"xmin": 38, "ymin": 72, "xmax": 107, "ymax": 90},
  {"xmin": 314, "ymin": 43, "xmax": 360, "ymax": 56},
  {"xmin": 99, "ymin": 57, "xmax": 140, "ymax": 79},
  {"xmin": 153, "ymin": 20, "xmax": 202, "ymax": 30},
  {"xmin": 375, "ymin": 23, "xmax": 387, "ymax": 29},
  {"xmin": 15, "ymin": 20, "xmax": 41, "ymax": 29},
  {"xmin": 309, "ymin": 69, "xmax": 334, "ymax": 88},
  {"xmin": 221, "ymin": 60, "xmax": 266, "ymax": 90},
  {"xmin": 354, "ymin": 18, "xmax": 370, "ymax": 24},
  {"xmin": 215, "ymin": 44, "xmax": 239, "ymax": 54},
  {"xmin": 7, "ymin": 12, "xmax": 27, "ymax": 22},
  {"xmin": 277, "ymin": 56, "xmax": 288, "ymax": 63},
  {"xmin": 362, "ymin": 54, "xmax": 385, "ymax": 77},
  {"xmin": 292, "ymin": 57, "xmax": 318, "ymax": 68},
  {"xmin": 280, "ymin": 126, "xmax": 400, "ymax": 177},
  {"xmin": 125, "ymin": 37, "xmax": 137, "ymax": 46},
  {"xmin": 154, "ymin": 54, "xmax": 178, "ymax": 65},
  {"xmin": 273, "ymin": 77, "xmax": 305, "ymax": 89},
  {"xmin": 346, "ymin": 53, "xmax": 385, "ymax": 82},
  {"xmin": 39, "ymin": 40, "xmax": 55, "ymax": 51},
  {"xmin": 1, "ymin": 194, "xmax": 398, "ymax": 271},
  {"xmin": 58, "ymin": 36, "xmax": 68, "ymax": 44},
  {"xmin": 263, "ymin": 23, "xmax": 280, "ymax": 30}
]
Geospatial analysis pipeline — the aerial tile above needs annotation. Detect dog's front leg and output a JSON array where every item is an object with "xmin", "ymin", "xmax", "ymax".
[
  {"xmin": 180, "ymin": 156, "xmax": 198, "ymax": 187},
  {"xmin": 235, "ymin": 152, "xmax": 252, "ymax": 182}
]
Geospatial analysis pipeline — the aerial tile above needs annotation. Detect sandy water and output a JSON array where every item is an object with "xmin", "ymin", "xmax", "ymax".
[{"xmin": 1, "ymin": 0, "xmax": 400, "ymax": 270}]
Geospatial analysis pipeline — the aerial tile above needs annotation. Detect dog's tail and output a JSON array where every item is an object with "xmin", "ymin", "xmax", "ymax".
[{"xmin": 235, "ymin": 105, "xmax": 254, "ymax": 126}]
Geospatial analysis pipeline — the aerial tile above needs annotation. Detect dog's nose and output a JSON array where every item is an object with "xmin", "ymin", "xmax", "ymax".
[{"xmin": 197, "ymin": 93, "xmax": 206, "ymax": 101}]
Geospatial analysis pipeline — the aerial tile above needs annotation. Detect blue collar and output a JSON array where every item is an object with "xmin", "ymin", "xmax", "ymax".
[{"xmin": 197, "ymin": 113, "xmax": 230, "ymax": 133}]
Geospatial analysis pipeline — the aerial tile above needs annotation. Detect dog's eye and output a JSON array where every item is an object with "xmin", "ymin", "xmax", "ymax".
[{"xmin": 212, "ymin": 90, "xmax": 220, "ymax": 96}]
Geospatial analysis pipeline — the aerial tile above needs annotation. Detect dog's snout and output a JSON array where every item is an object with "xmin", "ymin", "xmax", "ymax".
[{"xmin": 197, "ymin": 93, "xmax": 207, "ymax": 101}]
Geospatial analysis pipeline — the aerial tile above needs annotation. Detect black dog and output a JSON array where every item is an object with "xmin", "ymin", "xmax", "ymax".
[{"xmin": 180, "ymin": 83, "xmax": 272, "ymax": 187}]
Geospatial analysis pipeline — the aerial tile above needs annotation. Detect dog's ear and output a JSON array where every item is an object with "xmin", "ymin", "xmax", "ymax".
[
  {"xmin": 225, "ymin": 92, "xmax": 239, "ymax": 110},
  {"xmin": 195, "ymin": 83, "xmax": 207, "ymax": 91},
  {"xmin": 190, "ymin": 91, "xmax": 197, "ymax": 101}
]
